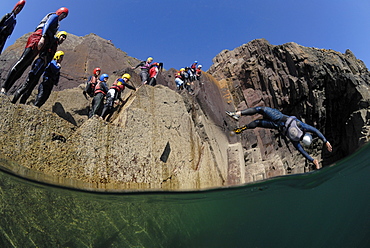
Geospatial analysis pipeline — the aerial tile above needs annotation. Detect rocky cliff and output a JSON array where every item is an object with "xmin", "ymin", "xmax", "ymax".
[
  {"xmin": 209, "ymin": 39, "xmax": 370, "ymax": 173},
  {"xmin": 0, "ymin": 35, "xmax": 369, "ymax": 191}
]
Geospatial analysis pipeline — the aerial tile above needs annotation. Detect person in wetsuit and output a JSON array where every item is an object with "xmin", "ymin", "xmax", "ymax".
[
  {"xmin": 1, "ymin": 7, "xmax": 68, "ymax": 95},
  {"xmin": 100, "ymin": 73, "xmax": 136, "ymax": 119},
  {"xmin": 226, "ymin": 106, "xmax": 333, "ymax": 169},
  {"xmin": 0, "ymin": 0, "xmax": 26, "ymax": 55},
  {"xmin": 83, "ymin": 67, "xmax": 101, "ymax": 99},
  {"xmin": 147, "ymin": 62, "xmax": 163, "ymax": 86},
  {"xmin": 33, "ymin": 50, "xmax": 64, "ymax": 107},
  {"xmin": 132, "ymin": 57, "xmax": 153, "ymax": 84},
  {"xmin": 89, "ymin": 73, "xmax": 109, "ymax": 118},
  {"xmin": 11, "ymin": 31, "xmax": 67, "ymax": 104}
]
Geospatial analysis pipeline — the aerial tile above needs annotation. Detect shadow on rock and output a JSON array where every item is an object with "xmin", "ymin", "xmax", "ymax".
[{"xmin": 52, "ymin": 102, "xmax": 77, "ymax": 126}]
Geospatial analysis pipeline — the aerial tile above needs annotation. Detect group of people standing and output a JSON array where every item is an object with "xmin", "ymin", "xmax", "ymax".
[
  {"xmin": 0, "ymin": 2, "xmax": 163, "ymax": 121},
  {"xmin": 175, "ymin": 61, "xmax": 202, "ymax": 93},
  {"xmin": 0, "ymin": 1, "xmax": 68, "ymax": 108},
  {"xmin": 82, "ymin": 56, "xmax": 166, "ymax": 120},
  {"xmin": 83, "ymin": 68, "xmax": 136, "ymax": 119},
  {"xmin": 132, "ymin": 57, "xmax": 163, "ymax": 86}
]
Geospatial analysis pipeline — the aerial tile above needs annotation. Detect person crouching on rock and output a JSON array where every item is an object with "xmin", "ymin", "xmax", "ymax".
[
  {"xmin": 100, "ymin": 73, "xmax": 136, "ymax": 120},
  {"xmin": 226, "ymin": 106, "xmax": 333, "ymax": 169},
  {"xmin": 89, "ymin": 73, "xmax": 109, "ymax": 118},
  {"xmin": 34, "ymin": 50, "xmax": 64, "ymax": 107},
  {"xmin": 175, "ymin": 68, "xmax": 186, "ymax": 90}
]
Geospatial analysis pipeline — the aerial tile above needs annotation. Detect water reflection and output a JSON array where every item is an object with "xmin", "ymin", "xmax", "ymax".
[{"xmin": 0, "ymin": 144, "xmax": 370, "ymax": 247}]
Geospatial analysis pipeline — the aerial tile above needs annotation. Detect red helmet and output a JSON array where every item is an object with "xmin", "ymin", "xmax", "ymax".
[
  {"xmin": 56, "ymin": 7, "xmax": 69, "ymax": 17},
  {"xmin": 13, "ymin": 0, "xmax": 26, "ymax": 12},
  {"xmin": 93, "ymin": 67, "xmax": 101, "ymax": 75}
]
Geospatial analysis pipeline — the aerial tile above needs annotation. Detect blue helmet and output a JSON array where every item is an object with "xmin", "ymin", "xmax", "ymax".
[
  {"xmin": 117, "ymin": 78, "xmax": 124, "ymax": 83},
  {"xmin": 99, "ymin": 74, "xmax": 109, "ymax": 81}
]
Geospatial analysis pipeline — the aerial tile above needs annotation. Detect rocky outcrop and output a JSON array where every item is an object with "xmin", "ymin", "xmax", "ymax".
[
  {"xmin": 1, "ymin": 35, "xmax": 370, "ymax": 190},
  {"xmin": 0, "ymin": 81, "xmax": 230, "ymax": 190},
  {"xmin": 209, "ymin": 38, "xmax": 370, "ymax": 177}
]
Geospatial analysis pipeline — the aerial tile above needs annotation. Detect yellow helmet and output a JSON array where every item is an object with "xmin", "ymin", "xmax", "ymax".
[
  {"xmin": 56, "ymin": 31, "xmax": 67, "ymax": 38},
  {"xmin": 122, "ymin": 73, "xmax": 131, "ymax": 80},
  {"xmin": 54, "ymin": 51, "xmax": 64, "ymax": 60},
  {"xmin": 180, "ymin": 68, "xmax": 185, "ymax": 71},
  {"xmin": 147, "ymin": 57, "xmax": 153, "ymax": 62}
]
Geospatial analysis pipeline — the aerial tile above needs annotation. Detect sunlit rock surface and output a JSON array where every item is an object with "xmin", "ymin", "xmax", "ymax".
[{"xmin": 1, "ymin": 36, "xmax": 370, "ymax": 190}]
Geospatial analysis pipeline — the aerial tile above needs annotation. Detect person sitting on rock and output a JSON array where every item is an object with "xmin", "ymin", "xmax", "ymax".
[
  {"xmin": 89, "ymin": 73, "xmax": 109, "ymax": 118},
  {"xmin": 34, "ymin": 50, "xmax": 64, "ymax": 107},
  {"xmin": 175, "ymin": 68, "xmax": 186, "ymax": 90},
  {"xmin": 1, "ymin": 7, "xmax": 69, "ymax": 95},
  {"xmin": 0, "ymin": 0, "xmax": 26, "ymax": 55},
  {"xmin": 100, "ymin": 73, "xmax": 136, "ymax": 119},
  {"xmin": 83, "ymin": 67, "xmax": 101, "ymax": 99},
  {"xmin": 132, "ymin": 57, "xmax": 153, "ymax": 84},
  {"xmin": 11, "ymin": 31, "xmax": 67, "ymax": 104},
  {"xmin": 226, "ymin": 106, "xmax": 332, "ymax": 169}
]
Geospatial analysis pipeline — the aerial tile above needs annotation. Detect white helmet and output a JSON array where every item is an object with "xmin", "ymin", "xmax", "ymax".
[{"xmin": 302, "ymin": 133, "xmax": 312, "ymax": 146}]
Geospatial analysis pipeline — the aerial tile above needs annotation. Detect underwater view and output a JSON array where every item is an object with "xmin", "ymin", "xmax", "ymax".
[{"xmin": 1, "ymin": 144, "xmax": 370, "ymax": 248}]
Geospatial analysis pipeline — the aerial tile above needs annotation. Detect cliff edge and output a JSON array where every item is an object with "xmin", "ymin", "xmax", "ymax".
[{"xmin": 1, "ymin": 35, "xmax": 370, "ymax": 191}]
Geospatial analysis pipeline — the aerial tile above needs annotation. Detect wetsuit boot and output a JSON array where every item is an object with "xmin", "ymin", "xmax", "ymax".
[
  {"xmin": 233, "ymin": 125, "xmax": 248, "ymax": 134},
  {"xmin": 226, "ymin": 111, "xmax": 240, "ymax": 121}
]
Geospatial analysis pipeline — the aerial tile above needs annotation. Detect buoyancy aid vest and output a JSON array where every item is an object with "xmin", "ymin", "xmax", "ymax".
[
  {"xmin": 94, "ymin": 82, "xmax": 108, "ymax": 95},
  {"xmin": 89, "ymin": 75, "xmax": 98, "ymax": 86},
  {"xmin": 35, "ymin": 13, "xmax": 54, "ymax": 31},
  {"xmin": 141, "ymin": 62, "xmax": 151, "ymax": 71},
  {"xmin": 149, "ymin": 66, "xmax": 158, "ymax": 78},
  {"xmin": 283, "ymin": 116, "xmax": 304, "ymax": 142},
  {"xmin": 175, "ymin": 71, "xmax": 184, "ymax": 79},
  {"xmin": 110, "ymin": 80, "xmax": 125, "ymax": 93},
  {"xmin": 84, "ymin": 75, "xmax": 98, "ymax": 97}
]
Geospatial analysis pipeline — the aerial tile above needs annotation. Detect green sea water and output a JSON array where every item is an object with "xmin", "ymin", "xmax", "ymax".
[{"xmin": 0, "ymin": 144, "xmax": 369, "ymax": 247}]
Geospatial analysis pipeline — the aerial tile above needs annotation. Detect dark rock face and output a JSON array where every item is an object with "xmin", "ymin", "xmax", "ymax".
[{"xmin": 208, "ymin": 38, "xmax": 370, "ymax": 171}]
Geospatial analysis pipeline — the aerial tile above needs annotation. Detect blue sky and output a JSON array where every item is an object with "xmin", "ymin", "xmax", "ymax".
[{"xmin": 1, "ymin": 0, "xmax": 370, "ymax": 71}]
